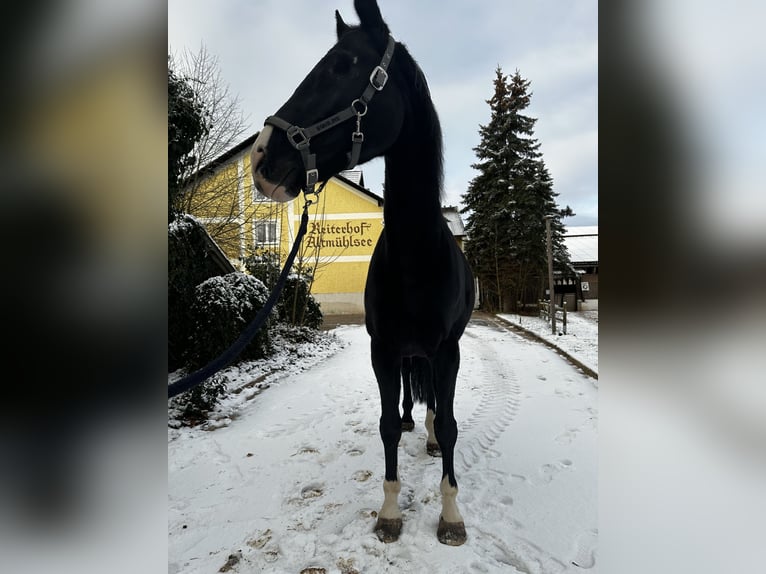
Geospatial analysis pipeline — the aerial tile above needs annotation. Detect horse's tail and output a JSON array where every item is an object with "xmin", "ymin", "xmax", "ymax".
[{"xmin": 407, "ymin": 357, "xmax": 433, "ymax": 404}]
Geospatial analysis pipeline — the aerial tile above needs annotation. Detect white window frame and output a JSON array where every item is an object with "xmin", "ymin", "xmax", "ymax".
[{"xmin": 253, "ymin": 219, "xmax": 279, "ymax": 247}]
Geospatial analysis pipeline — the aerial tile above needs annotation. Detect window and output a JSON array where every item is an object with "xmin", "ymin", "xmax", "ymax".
[{"xmin": 254, "ymin": 220, "xmax": 278, "ymax": 247}]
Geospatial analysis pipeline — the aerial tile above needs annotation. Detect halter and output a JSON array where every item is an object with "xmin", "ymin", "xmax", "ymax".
[{"xmin": 264, "ymin": 34, "xmax": 396, "ymax": 196}]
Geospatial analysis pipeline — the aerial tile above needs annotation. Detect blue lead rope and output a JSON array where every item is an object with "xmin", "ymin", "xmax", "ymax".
[{"xmin": 168, "ymin": 202, "xmax": 313, "ymax": 399}]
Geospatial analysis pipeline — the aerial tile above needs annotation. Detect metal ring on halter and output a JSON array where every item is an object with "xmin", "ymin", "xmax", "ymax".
[
  {"xmin": 303, "ymin": 178, "xmax": 328, "ymax": 208},
  {"xmin": 351, "ymin": 99, "xmax": 368, "ymax": 116}
]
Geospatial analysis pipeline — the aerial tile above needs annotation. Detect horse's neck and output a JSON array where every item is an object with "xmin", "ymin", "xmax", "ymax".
[
  {"xmin": 382, "ymin": 103, "xmax": 444, "ymax": 249},
  {"xmin": 382, "ymin": 168, "xmax": 442, "ymax": 256}
]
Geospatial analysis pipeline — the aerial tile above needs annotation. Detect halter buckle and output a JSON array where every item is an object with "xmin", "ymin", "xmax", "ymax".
[
  {"xmin": 306, "ymin": 168, "xmax": 319, "ymax": 189},
  {"xmin": 287, "ymin": 126, "xmax": 309, "ymax": 149},
  {"xmin": 370, "ymin": 66, "xmax": 388, "ymax": 91}
]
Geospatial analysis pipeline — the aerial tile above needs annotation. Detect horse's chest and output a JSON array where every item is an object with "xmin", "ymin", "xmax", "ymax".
[
  {"xmin": 365, "ymin": 232, "xmax": 464, "ymax": 354},
  {"xmin": 371, "ymin": 294, "xmax": 450, "ymax": 356}
]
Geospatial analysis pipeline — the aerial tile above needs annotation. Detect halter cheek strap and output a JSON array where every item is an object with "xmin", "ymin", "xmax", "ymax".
[{"xmin": 264, "ymin": 35, "xmax": 396, "ymax": 194}]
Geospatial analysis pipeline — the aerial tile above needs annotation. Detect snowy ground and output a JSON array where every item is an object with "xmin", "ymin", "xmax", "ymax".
[
  {"xmin": 169, "ymin": 314, "xmax": 598, "ymax": 573},
  {"xmin": 496, "ymin": 310, "xmax": 599, "ymax": 375}
]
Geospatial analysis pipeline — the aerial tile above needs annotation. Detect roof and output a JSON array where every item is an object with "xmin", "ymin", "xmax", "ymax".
[
  {"xmin": 564, "ymin": 226, "xmax": 598, "ymax": 264},
  {"xmin": 191, "ymin": 134, "xmax": 466, "ymax": 239},
  {"xmin": 332, "ymin": 172, "xmax": 383, "ymax": 206},
  {"xmin": 170, "ymin": 213, "xmax": 236, "ymax": 275},
  {"xmin": 338, "ymin": 169, "xmax": 365, "ymax": 188},
  {"xmin": 197, "ymin": 133, "xmax": 258, "ymax": 176},
  {"xmin": 442, "ymin": 206, "xmax": 466, "ymax": 237},
  {"xmin": 200, "ymin": 227, "xmax": 237, "ymax": 274},
  {"xmin": 565, "ymin": 225, "xmax": 598, "ymax": 237},
  {"xmin": 191, "ymin": 134, "xmax": 381, "ymax": 203},
  {"xmin": 196, "ymin": 138, "xmax": 370, "ymax": 186}
]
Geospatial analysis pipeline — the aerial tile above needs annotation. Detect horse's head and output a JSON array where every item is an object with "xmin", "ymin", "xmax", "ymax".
[{"xmin": 251, "ymin": 0, "xmax": 404, "ymax": 202}]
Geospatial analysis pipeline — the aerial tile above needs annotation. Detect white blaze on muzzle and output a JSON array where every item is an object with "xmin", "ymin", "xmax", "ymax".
[{"xmin": 250, "ymin": 125, "xmax": 296, "ymax": 203}]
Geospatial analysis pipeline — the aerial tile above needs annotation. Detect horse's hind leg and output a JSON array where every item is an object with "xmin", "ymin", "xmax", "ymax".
[
  {"xmin": 401, "ymin": 358, "xmax": 415, "ymax": 431},
  {"xmin": 371, "ymin": 339, "xmax": 403, "ymax": 543},
  {"xmin": 433, "ymin": 338, "xmax": 467, "ymax": 546},
  {"xmin": 425, "ymin": 388, "xmax": 440, "ymax": 456}
]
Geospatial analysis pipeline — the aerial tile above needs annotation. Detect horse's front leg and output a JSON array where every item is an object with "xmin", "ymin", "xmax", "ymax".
[
  {"xmin": 371, "ymin": 339, "xmax": 403, "ymax": 543},
  {"xmin": 433, "ymin": 338, "xmax": 467, "ymax": 546}
]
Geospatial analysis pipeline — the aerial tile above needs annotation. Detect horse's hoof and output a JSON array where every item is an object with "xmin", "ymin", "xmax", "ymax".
[
  {"xmin": 426, "ymin": 442, "xmax": 441, "ymax": 457},
  {"xmin": 374, "ymin": 517, "xmax": 402, "ymax": 543},
  {"xmin": 437, "ymin": 516, "xmax": 466, "ymax": 546},
  {"xmin": 401, "ymin": 420, "xmax": 415, "ymax": 431}
]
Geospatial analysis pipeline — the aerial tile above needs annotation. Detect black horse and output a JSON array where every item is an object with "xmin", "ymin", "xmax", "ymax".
[{"xmin": 250, "ymin": 0, "xmax": 474, "ymax": 546}]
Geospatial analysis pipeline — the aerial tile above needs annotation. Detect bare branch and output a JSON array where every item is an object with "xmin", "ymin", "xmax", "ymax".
[{"xmin": 169, "ymin": 43, "xmax": 256, "ymax": 249}]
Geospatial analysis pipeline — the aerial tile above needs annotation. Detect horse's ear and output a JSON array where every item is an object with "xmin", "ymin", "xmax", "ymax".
[
  {"xmin": 335, "ymin": 10, "xmax": 351, "ymax": 38},
  {"xmin": 354, "ymin": 0, "xmax": 390, "ymax": 40}
]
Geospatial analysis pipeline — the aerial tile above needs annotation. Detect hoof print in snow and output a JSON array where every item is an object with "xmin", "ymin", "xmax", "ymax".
[
  {"xmin": 426, "ymin": 442, "xmax": 441, "ymax": 457},
  {"xmin": 570, "ymin": 529, "xmax": 598, "ymax": 569},
  {"xmin": 294, "ymin": 446, "xmax": 320, "ymax": 456},
  {"xmin": 437, "ymin": 517, "xmax": 467, "ymax": 546},
  {"xmin": 301, "ymin": 484, "xmax": 324, "ymax": 500},
  {"xmin": 401, "ymin": 420, "xmax": 415, "ymax": 431},
  {"xmin": 539, "ymin": 459, "xmax": 573, "ymax": 483},
  {"xmin": 352, "ymin": 470, "xmax": 373, "ymax": 482},
  {"xmin": 336, "ymin": 557, "xmax": 360, "ymax": 574},
  {"xmin": 247, "ymin": 529, "xmax": 272, "ymax": 549},
  {"xmin": 218, "ymin": 551, "xmax": 241, "ymax": 572},
  {"xmin": 374, "ymin": 517, "xmax": 402, "ymax": 543}
]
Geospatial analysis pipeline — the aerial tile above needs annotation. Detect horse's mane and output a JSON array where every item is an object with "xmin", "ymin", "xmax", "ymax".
[
  {"xmin": 343, "ymin": 27, "xmax": 444, "ymax": 199},
  {"xmin": 391, "ymin": 40, "xmax": 445, "ymax": 198}
]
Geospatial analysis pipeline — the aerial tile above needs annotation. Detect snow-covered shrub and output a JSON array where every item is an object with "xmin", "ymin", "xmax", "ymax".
[
  {"xmin": 169, "ymin": 214, "xmax": 226, "ymax": 370},
  {"xmin": 170, "ymin": 373, "xmax": 227, "ymax": 427},
  {"xmin": 184, "ymin": 272, "xmax": 273, "ymax": 370},
  {"xmin": 278, "ymin": 275, "xmax": 323, "ymax": 329},
  {"xmin": 245, "ymin": 253, "xmax": 323, "ymax": 329},
  {"xmin": 243, "ymin": 251, "xmax": 281, "ymax": 289}
]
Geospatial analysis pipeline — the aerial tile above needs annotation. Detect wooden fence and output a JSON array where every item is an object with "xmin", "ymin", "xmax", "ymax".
[{"xmin": 538, "ymin": 299, "xmax": 567, "ymax": 335}]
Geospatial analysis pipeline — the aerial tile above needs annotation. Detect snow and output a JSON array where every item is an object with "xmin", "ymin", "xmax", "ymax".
[
  {"xmin": 168, "ymin": 328, "xmax": 346, "ymax": 431},
  {"xmin": 168, "ymin": 212, "xmax": 201, "ymax": 235},
  {"xmin": 496, "ymin": 310, "xmax": 599, "ymax": 375},
  {"xmin": 169, "ymin": 314, "xmax": 598, "ymax": 573}
]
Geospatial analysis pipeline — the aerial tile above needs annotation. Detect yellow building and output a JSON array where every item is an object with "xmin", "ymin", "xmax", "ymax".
[{"xmin": 184, "ymin": 134, "xmax": 465, "ymax": 315}]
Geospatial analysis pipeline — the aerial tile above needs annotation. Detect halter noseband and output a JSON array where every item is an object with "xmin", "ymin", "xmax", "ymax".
[{"xmin": 264, "ymin": 35, "xmax": 396, "ymax": 195}]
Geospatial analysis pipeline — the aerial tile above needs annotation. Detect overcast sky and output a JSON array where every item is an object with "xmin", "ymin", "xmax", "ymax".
[{"xmin": 168, "ymin": 0, "xmax": 598, "ymax": 225}]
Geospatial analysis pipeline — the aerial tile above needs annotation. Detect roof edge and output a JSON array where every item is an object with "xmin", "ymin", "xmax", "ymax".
[{"xmin": 333, "ymin": 173, "xmax": 383, "ymax": 205}]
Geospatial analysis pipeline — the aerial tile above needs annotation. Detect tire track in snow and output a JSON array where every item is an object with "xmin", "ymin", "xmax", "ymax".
[
  {"xmin": 455, "ymin": 323, "xmax": 573, "ymax": 573},
  {"xmin": 456, "ymin": 324, "xmax": 523, "ymax": 474}
]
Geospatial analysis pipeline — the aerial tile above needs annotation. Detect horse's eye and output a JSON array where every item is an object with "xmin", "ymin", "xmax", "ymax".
[{"xmin": 332, "ymin": 54, "xmax": 353, "ymax": 76}]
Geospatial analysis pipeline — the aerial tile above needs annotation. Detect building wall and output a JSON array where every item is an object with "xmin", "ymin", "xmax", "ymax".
[
  {"xmin": 187, "ymin": 149, "xmax": 385, "ymax": 314},
  {"xmin": 565, "ymin": 227, "xmax": 598, "ymax": 303},
  {"xmin": 289, "ymin": 184, "xmax": 384, "ymax": 311},
  {"xmin": 580, "ymin": 272, "xmax": 599, "ymax": 299}
]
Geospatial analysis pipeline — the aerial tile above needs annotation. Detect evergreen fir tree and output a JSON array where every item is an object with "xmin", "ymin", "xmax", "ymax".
[
  {"xmin": 462, "ymin": 68, "xmax": 514, "ymax": 311},
  {"xmin": 462, "ymin": 68, "xmax": 573, "ymax": 311}
]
